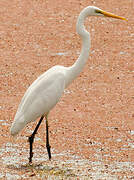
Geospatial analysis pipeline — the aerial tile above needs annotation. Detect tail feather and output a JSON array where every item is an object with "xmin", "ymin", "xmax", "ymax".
[{"xmin": 10, "ymin": 113, "xmax": 26, "ymax": 136}]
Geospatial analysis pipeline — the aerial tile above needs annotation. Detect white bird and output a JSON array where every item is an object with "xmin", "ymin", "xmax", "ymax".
[{"xmin": 10, "ymin": 6, "xmax": 126, "ymax": 163}]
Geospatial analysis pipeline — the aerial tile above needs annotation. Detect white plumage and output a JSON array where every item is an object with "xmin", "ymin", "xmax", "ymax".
[{"xmin": 11, "ymin": 66, "xmax": 66, "ymax": 135}]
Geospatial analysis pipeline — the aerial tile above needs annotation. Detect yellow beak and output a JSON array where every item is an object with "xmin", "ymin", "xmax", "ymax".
[{"xmin": 101, "ymin": 10, "xmax": 127, "ymax": 21}]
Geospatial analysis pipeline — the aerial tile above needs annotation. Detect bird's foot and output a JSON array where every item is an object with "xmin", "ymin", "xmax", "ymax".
[
  {"xmin": 29, "ymin": 152, "xmax": 34, "ymax": 164},
  {"xmin": 46, "ymin": 144, "xmax": 51, "ymax": 160}
]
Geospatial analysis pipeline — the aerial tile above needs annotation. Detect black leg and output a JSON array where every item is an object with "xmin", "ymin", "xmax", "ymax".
[
  {"xmin": 46, "ymin": 115, "xmax": 51, "ymax": 160},
  {"xmin": 28, "ymin": 115, "xmax": 44, "ymax": 163}
]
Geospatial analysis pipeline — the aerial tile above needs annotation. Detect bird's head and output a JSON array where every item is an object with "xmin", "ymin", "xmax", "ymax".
[{"xmin": 86, "ymin": 6, "xmax": 126, "ymax": 20}]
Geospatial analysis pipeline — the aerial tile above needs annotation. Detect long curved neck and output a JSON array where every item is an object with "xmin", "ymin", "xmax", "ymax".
[{"xmin": 65, "ymin": 7, "xmax": 91, "ymax": 88}]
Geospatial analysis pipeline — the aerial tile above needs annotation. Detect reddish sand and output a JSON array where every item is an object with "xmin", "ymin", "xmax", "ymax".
[{"xmin": 0, "ymin": 0, "xmax": 134, "ymax": 178}]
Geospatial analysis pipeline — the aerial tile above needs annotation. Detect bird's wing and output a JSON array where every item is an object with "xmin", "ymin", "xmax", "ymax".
[
  {"xmin": 11, "ymin": 68, "xmax": 66, "ymax": 135},
  {"xmin": 19, "ymin": 70, "xmax": 65, "ymax": 121}
]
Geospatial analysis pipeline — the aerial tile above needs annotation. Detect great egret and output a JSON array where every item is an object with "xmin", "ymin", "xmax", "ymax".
[{"xmin": 10, "ymin": 6, "xmax": 126, "ymax": 163}]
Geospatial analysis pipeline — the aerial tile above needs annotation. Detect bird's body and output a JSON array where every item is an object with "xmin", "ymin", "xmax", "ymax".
[
  {"xmin": 11, "ymin": 65, "xmax": 66, "ymax": 135},
  {"xmin": 10, "ymin": 6, "xmax": 126, "ymax": 163}
]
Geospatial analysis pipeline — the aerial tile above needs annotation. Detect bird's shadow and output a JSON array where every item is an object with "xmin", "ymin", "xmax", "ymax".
[{"xmin": 6, "ymin": 162, "xmax": 76, "ymax": 177}]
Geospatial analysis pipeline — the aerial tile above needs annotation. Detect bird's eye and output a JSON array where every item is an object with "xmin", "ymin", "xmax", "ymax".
[{"xmin": 95, "ymin": 9, "xmax": 102, "ymax": 14}]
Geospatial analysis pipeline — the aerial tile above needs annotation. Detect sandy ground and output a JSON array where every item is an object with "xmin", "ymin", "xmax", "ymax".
[{"xmin": 0, "ymin": 0, "xmax": 134, "ymax": 179}]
